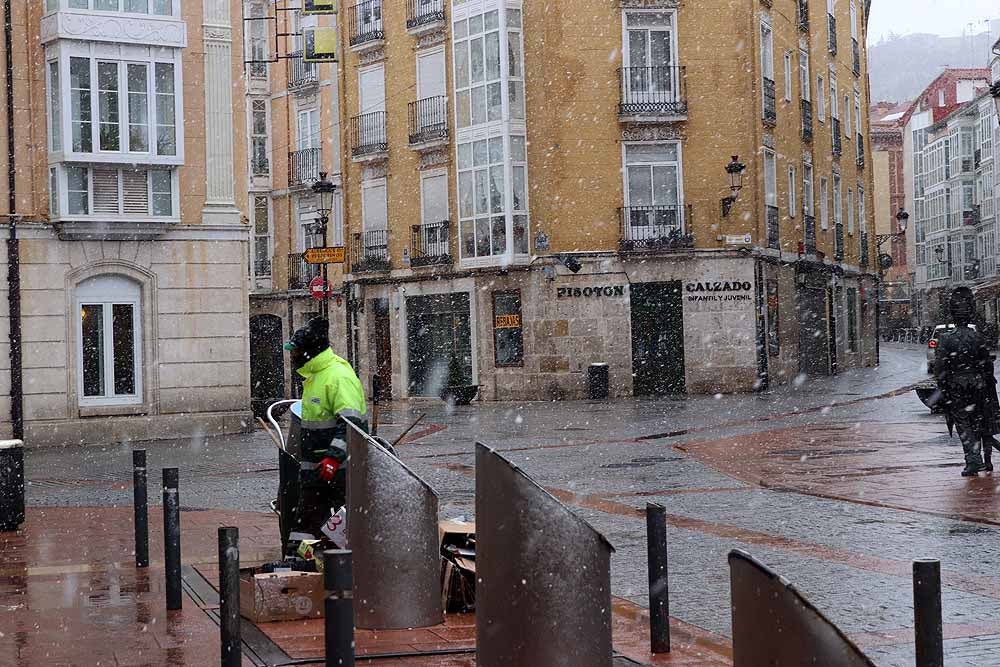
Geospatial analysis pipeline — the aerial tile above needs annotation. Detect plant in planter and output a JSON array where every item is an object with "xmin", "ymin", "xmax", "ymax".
[{"xmin": 441, "ymin": 353, "xmax": 478, "ymax": 405}]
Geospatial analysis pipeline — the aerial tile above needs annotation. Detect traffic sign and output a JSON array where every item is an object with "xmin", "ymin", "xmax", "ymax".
[
  {"xmin": 308, "ymin": 276, "xmax": 333, "ymax": 300},
  {"xmin": 304, "ymin": 247, "xmax": 346, "ymax": 264}
]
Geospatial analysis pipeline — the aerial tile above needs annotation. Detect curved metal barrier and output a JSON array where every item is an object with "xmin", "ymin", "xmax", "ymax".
[
  {"xmin": 475, "ymin": 443, "xmax": 615, "ymax": 667},
  {"xmin": 345, "ymin": 420, "xmax": 443, "ymax": 630},
  {"xmin": 729, "ymin": 550, "xmax": 876, "ymax": 666}
]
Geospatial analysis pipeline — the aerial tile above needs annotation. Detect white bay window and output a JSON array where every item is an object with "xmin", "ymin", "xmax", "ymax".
[{"xmin": 47, "ymin": 0, "xmax": 174, "ymax": 15}]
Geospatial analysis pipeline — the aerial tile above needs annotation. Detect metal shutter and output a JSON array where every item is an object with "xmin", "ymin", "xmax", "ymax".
[
  {"xmin": 122, "ymin": 169, "xmax": 150, "ymax": 215},
  {"xmin": 92, "ymin": 168, "xmax": 120, "ymax": 214}
]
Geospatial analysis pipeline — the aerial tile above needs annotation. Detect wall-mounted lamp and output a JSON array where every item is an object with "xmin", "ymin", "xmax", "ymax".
[
  {"xmin": 991, "ymin": 81, "xmax": 1000, "ymax": 129},
  {"xmin": 721, "ymin": 155, "xmax": 747, "ymax": 217}
]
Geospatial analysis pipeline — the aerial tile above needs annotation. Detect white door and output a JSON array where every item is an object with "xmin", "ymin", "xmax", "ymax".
[
  {"xmin": 625, "ymin": 13, "xmax": 675, "ymax": 99},
  {"xmin": 421, "ymin": 172, "xmax": 449, "ymax": 256},
  {"xmin": 359, "ymin": 65, "xmax": 386, "ymax": 114},
  {"xmin": 417, "ymin": 49, "xmax": 446, "ymax": 100},
  {"xmin": 297, "ymin": 109, "xmax": 319, "ymax": 150}
]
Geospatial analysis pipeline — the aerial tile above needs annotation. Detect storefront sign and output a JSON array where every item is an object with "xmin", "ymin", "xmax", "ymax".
[
  {"xmin": 684, "ymin": 281, "xmax": 753, "ymax": 304},
  {"xmin": 556, "ymin": 286, "xmax": 627, "ymax": 299},
  {"xmin": 495, "ymin": 314, "xmax": 521, "ymax": 328}
]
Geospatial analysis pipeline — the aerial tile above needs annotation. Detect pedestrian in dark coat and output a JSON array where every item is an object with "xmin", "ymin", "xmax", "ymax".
[{"xmin": 934, "ymin": 287, "xmax": 1000, "ymax": 476}]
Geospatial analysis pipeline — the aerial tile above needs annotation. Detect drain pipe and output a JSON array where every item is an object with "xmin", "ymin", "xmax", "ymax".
[{"xmin": 4, "ymin": 0, "xmax": 23, "ymax": 440}]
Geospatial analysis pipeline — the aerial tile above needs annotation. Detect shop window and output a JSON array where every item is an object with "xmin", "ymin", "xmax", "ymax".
[
  {"xmin": 493, "ymin": 291, "xmax": 523, "ymax": 367},
  {"xmin": 76, "ymin": 274, "xmax": 143, "ymax": 406}
]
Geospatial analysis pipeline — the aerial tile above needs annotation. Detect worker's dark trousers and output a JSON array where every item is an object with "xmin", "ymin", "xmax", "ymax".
[{"xmin": 287, "ymin": 464, "xmax": 347, "ymax": 548}]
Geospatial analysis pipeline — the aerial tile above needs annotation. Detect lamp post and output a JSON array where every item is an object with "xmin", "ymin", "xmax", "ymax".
[
  {"xmin": 720, "ymin": 155, "xmax": 747, "ymax": 217},
  {"xmin": 312, "ymin": 172, "xmax": 337, "ymax": 325},
  {"xmin": 875, "ymin": 208, "xmax": 908, "ymax": 363}
]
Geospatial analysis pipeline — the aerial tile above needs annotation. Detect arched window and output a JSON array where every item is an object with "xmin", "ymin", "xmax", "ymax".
[{"xmin": 76, "ymin": 275, "xmax": 143, "ymax": 405}]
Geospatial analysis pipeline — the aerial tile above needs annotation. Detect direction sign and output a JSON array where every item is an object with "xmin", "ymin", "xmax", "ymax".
[
  {"xmin": 309, "ymin": 276, "xmax": 333, "ymax": 301},
  {"xmin": 304, "ymin": 247, "xmax": 346, "ymax": 264}
]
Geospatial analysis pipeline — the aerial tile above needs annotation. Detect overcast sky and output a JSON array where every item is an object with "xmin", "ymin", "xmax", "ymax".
[{"xmin": 867, "ymin": 0, "xmax": 998, "ymax": 43}]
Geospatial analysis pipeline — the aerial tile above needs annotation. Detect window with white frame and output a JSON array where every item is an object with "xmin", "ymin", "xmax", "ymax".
[
  {"xmin": 623, "ymin": 11, "xmax": 678, "ymax": 105},
  {"xmin": 453, "ymin": 9, "xmax": 502, "ymax": 128},
  {"xmin": 820, "ymin": 176, "xmax": 829, "ymax": 229},
  {"xmin": 760, "ymin": 20, "xmax": 774, "ymax": 120},
  {"xmin": 56, "ymin": 165, "xmax": 175, "ymax": 219},
  {"xmin": 362, "ymin": 179, "xmax": 388, "ymax": 232},
  {"xmin": 833, "ymin": 174, "xmax": 842, "ymax": 227},
  {"xmin": 297, "ymin": 108, "xmax": 320, "ymax": 150},
  {"xmin": 803, "ymin": 162, "xmax": 814, "ymax": 217},
  {"xmin": 854, "ymin": 90, "xmax": 862, "ymax": 136},
  {"xmin": 507, "ymin": 9, "xmax": 525, "ymax": 120},
  {"xmin": 788, "ymin": 165, "xmax": 797, "ymax": 217},
  {"xmin": 76, "ymin": 274, "xmax": 142, "ymax": 406},
  {"xmin": 246, "ymin": 2, "xmax": 269, "ymax": 79},
  {"xmin": 847, "ymin": 187, "xmax": 854, "ymax": 235},
  {"xmin": 799, "ymin": 49, "xmax": 810, "ymax": 101},
  {"xmin": 817, "ymin": 74, "xmax": 826, "ymax": 121},
  {"xmin": 849, "ymin": 1, "xmax": 858, "ymax": 42},
  {"xmin": 47, "ymin": 48, "xmax": 181, "ymax": 160},
  {"xmin": 623, "ymin": 142, "xmax": 684, "ymax": 234},
  {"xmin": 252, "ymin": 195, "xmax": 272, "ymax": 279},
  {"xmin": 251, "ymin": 99, "xmax": 269, "ymax": 176},
  {"xmin": 844, "ymin": 95, "xmax": 851, "ymax": 135},
  {"xmin": 764, "ymin": 149, "xmax": 777, "ymax": 211},
  {"xmin": 420, "ymin": 171, "xmax": 450, "ymax": 256},
  {"xmin": 858, "ymin": 185, "xmax": 866, "ymax": 233},
  {"xmin": 784, "ymin": 51, "xmax": 793, "ymax": 102},
  {"xmin": 459, "ymin": 136, "xmax": 506, "ymax": 258},
  {"xmin": 829, "ymin": 71, "xmax": 838, "ymax": 120},
  {"xmin": 49, "ymin": 0, "xmax": 174, "ymax": 15}
]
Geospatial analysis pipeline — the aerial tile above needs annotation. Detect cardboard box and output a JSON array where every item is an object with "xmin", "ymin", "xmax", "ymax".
[
  {"xmin": 439, "ymin": 519, "xmax": 476, "ymax": 614},
  {"xmin": 239, "ymin": 568, "xmax": 325, "ymax": 623}
]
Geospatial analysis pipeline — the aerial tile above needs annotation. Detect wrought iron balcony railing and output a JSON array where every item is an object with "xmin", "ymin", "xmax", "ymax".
[
  {"xmin": 856, "ymin": 134, "xmax": 865, "ymax": 168},
  {"xmin": 350, "ymin": 111, "xmax": 388, "ymax": 158},
  {"xmin": 852, "ymin": 39, "xmax": 861, "ymax": 75},
  {"xmin": 406, "ymin": 0, "xmax": 445, "ymax": 31},
  {"xmin": 352, "ymin": 230, "xmax": 391, "ymax": 272},
  {"xmin": 763, "ymin": 77, "xmax": 777, "ymax": 125},
  {"xmin": 834, "ymin": 222, "xmax": 845, "ymax": 261},
  {"xmin": 804, "ymin": 214, "xmax": 817, "ymax": 254},
  {"xmin": 766, "ymin": 205, "xmax": 779, "ymax": 250},
  {"xmin": 618, "ymin": 66, "xmax": 687, "ymax": 117},
  {"xmin": 408, "ymin": 96, "xmax": 449, "ymax": 146},
  {"xmin": 801, "ymin": 99, "xmax": 813, "ymax": 142},
  {"xmin": 288, "ymin": 147, "xmax": 321, "ymax": 187},
  {"xmin": 797, "ymin": 0, "xmax": 809, "ymax": 30},
  {"xmin": 832, "ymin": 118, "xmax": 842, "ymax": 156},
  {"xmin": 411, "ymin": 221, "xmax": 451, "ymax": 267},
  {"xmin": 827, "ymin": 14, "xmax": 837, "ymax": 54},
  {"xmin": 288, "ymin": 50, "xmax": 317, "ymax": 89},
  {"xmin": 288, "ymin": 252, "xmax": 320, "ymax": 290},
  {"xmin": 618, "ymin": 205, "xmax": 693, "ymax": 252},
  {"xmin": 859, "ymin": 231, "xmax": 869, "ymax": 267},
  {"xmin": 348, "ymin": 0, "xmax": 384, "ymax": 48}
]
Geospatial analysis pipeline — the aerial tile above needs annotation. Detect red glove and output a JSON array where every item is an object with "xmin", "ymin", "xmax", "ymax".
[{"xmin": 317, "ymin": 457, "xmax": 340, "ymax": 481}]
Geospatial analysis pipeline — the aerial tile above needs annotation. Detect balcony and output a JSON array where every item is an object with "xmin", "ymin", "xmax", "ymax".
[
  {"xmin": 348, "ymin": 0, "xmax": 384, "ymax": 53},
  {"xmin": 797, "ymin": 0, "xmax": 809, "ymax": 31},
  {"xmin": 408, "ymin": 96, "xmax": 449, "ymax": 150},
  {"xmin": 287, "ymin": 51, "xmax": 318, "ymax": 90},
  {"xmin": 766, "ymin": 205, "xmax": 779, "ymax": 250},
  {"xmin": 352, "ymin": 230, "xmax": 391, "ymax": 272},
  {"xmin": 406, "ymin": 0, "xmax": 446, "ymax": 35},
  {"xmin": 762, "ymin": 77, "xmax": 777, "ymax": 125},
  {"xmin": 288, "ymin": 147, "xmax": 321, "ymax": 188},
  {"xmin": 859, "ymin": 231, "xmax": 869, "ymax": 267},
  {"xmin": 852, "ymin": 39, "xmax": 861, "ymax": 75},
  {"xmin": 411, "ymin": 221, "xmax": 451, "ymax": 267},
  {"xmin": 832, "ymin": 118, "xmax": 842, "ymax": 156},
  {"xmin": 288, "ymin": 252, "xmax": 320, "ymax": 290},
  {"xmin": 834, "ymin": 222, "xmax": 844, "ymax": 261},
  {"xmin": 350, "ymin": 111, "xmax": 388, "ymax": 161},
  {"xmin": 801, "ymin": 99, "xmax": 813, "ymax": 142},
  {"xmin": 804, "ymin": 214, "xmax": 817, "ymax": 254},
  {"xmin": 617, "ymin": 206, "xmax": 693, "ymax": 252},
  {"xmin": 965, "ymin": 206, "xmax": 981, "ymax": 227},
  {"xmin": 975, "ymin": 149, "xmax": 982, "ymax": 168},
  {"xmin": 856, "ymin": 134, "xmax": 865, "ymax": 168},
  {"xmin": 618, "ymin": 66, "xmax": 687, "ymax": 122},
  {"xmin": 827, "ymin": 14, "xmax": 837, "ymax": 54}
]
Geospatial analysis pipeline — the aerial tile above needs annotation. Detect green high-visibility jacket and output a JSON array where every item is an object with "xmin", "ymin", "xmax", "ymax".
[{"xmin": 297, "ymin": 348, "xmax": 368, "ymax": 461}]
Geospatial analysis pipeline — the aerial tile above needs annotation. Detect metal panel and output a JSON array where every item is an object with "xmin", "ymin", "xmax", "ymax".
[
  {"xmin": 729, "ymin": 550, "xmax": 876, "ymax": 667},
  {"xmin": 346, "ymin": 420, "xmax": 442, "ymax": 630},
  {"xmin": 476, "ymin": 443, "xmax": 614, "ymax": 667}
]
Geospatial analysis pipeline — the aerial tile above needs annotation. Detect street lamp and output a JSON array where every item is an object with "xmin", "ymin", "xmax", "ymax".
[
  {"xmin": 720, "ymin": 155, "xmax": 747, "ymax": 217},
  {"xmin": 311, "ymin": 171, "xmax": 338, "ymax": 323}
]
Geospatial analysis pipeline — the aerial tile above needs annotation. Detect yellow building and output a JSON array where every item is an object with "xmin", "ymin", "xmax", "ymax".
[
  {"xmin": 1, "ymin": 0, "xmax": 254, "ymax": 444},
  {"xmin": 249, "ymin": 0, "xmax": 878, "ymax": 403}
]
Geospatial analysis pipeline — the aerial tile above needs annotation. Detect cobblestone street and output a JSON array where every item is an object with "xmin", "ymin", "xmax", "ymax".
[{"xmin": 13, "ymin": 345, "xmax": 1000, "ymax": 665}]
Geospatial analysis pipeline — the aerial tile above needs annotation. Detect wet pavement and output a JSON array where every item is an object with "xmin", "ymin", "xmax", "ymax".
[{"xmin": 9, "ymin": 344, "xmax": 1000, "ymax": 665}]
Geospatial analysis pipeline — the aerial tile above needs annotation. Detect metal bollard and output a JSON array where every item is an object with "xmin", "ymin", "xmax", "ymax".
[
  {"xmin": 133, "ymin": 450, "xmax": 149, "ymax": 568},
  {"xmin": 646, "ymin": 503, "xmax": 670, "ymax": 653},
  {"xmin": 163, "ymin": 468, "xmax": 182, "ymax": 611},
  {"xmin": 323, "ymin": 550, "xmax": 354, "ymax": 667},
  {"xmin": 913, "ymin": 559, "xmax": 943, "ymax": 667},
  {"xmin": 218, "ymin": 527, "xmax": 241, "ymax": 667}
]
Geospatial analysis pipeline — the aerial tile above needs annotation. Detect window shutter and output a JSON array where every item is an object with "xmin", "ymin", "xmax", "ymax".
[
  {"xmin": 92, "ymin": 169, "xmax": 120, "ymax": 214},
  {"xmin": 122, "ymin": 169, "xmax": 150, "ymax": 215}
]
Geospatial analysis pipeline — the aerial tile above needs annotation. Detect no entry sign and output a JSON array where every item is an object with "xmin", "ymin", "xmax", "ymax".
[{"xmin": 309, "ymin": 276, "xmax": 332, "ymax": 300}]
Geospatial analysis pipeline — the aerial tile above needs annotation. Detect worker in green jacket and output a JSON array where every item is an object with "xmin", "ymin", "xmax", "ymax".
[{"xmin": 283, "ymin": 317, "xmax": 368, "ymax": 552}]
